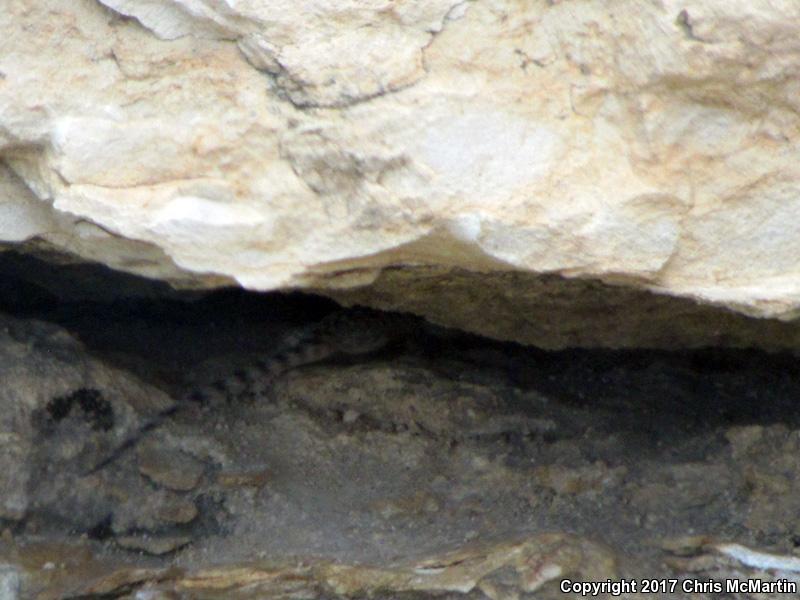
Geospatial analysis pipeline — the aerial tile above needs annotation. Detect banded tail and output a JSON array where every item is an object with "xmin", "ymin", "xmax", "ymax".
[{"xmin": 85, "ymin": 309, "xmax": 395, "ymax": 474}]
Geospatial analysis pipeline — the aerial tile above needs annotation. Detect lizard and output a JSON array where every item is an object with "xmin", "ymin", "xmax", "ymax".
[{"xmin": 86, "ymin": 306, "xmax": 418, "ymax": 474}]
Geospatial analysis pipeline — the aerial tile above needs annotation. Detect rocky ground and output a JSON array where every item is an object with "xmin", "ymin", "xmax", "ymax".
[{"xmin": 1, "ymin": 258, "xmax": 800, "ymax": 599}]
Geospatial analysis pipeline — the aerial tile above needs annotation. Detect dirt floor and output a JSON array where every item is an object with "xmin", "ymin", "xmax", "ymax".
[{"xmin": 1, "ymin": 255, "xmax": 800, "ymax": 598}]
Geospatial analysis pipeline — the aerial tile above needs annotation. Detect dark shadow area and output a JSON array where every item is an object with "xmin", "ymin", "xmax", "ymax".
[
  {"xmin": 1, "ymin": 250, "xmax": 799, "ymax": 438},
  {"xmin": 4, "ymin": 251, "xmax": 800, "ymax": 597}
]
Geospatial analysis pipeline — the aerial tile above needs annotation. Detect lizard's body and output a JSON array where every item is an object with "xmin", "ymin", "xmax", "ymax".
[{"xmin": 89, "ymin": 307, "xmax": 415, "ymax": 473}]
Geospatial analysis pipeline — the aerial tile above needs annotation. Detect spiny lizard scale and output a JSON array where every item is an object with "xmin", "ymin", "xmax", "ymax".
[{"xmin": 88, "ymin": 307, "xmax": 416, "ymax": 473}]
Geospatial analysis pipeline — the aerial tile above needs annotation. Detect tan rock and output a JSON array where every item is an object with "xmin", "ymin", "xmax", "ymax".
[
  {"xmin": 2, "ymin": 1, "xmax": 800, "ymax": 346},
  {"xmin": 215, "ymin": 469, "xmax": 270, "ymax": 489},
  {"xmin": 156, "ymin": 499, "xmax": 198, "ymax": 525},
  {"xmin": 137, "ymin": 444, "xmax": 205, "ymax": 491},
  {"xmin": 114, "ymin": 535, "xmax": 191, "ymax": 556}
]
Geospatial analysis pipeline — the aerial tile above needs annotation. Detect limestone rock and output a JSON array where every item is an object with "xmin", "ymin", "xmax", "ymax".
[
  {"xmin": 2, "ymin": 1, "xmax": 800, "ymax": 346},
  {"xmin": 0, "ymin": 314, "xmax": 179, "ymax": 532},
  {"xmin": 114, "ymin": 535, "xmax": 192, "ymax": 556},
  {"xmin": 137, "ymin": 442, "xmax": 205, "ymax": 491},
  {"xmin": 4, "ymin": 299, "xmax": 800, "ymax": 598}
]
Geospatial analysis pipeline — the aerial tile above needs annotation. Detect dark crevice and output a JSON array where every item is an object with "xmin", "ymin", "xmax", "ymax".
[
  {"xmin": 1, "ymin": 250, "xmax": 799, "ymax": 436},
  {"xmin": 86, "ymin": 515, "xmax": 114, "ymax": 541},
  {"xmin": 3, "ymin": 251, "xmax": 800, "ymax": 595}
]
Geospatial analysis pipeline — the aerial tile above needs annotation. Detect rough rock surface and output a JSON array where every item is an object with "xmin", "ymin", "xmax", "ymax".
[
  {"xmin": 3, "ymin": 287, "xmax": 800, "ymax": 598},
  {"xmin": 2, "ymin": 1, "xmax": 800, "ymax": 347},
  {"xmin": 0, "ymin": 315, "xmax": 176, "ymax": 529}
]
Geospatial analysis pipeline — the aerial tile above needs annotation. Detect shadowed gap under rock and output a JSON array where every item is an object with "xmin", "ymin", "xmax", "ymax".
[{"xmin": 1, "ymin": 251, "xmax": 800, "ymax": 598}]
